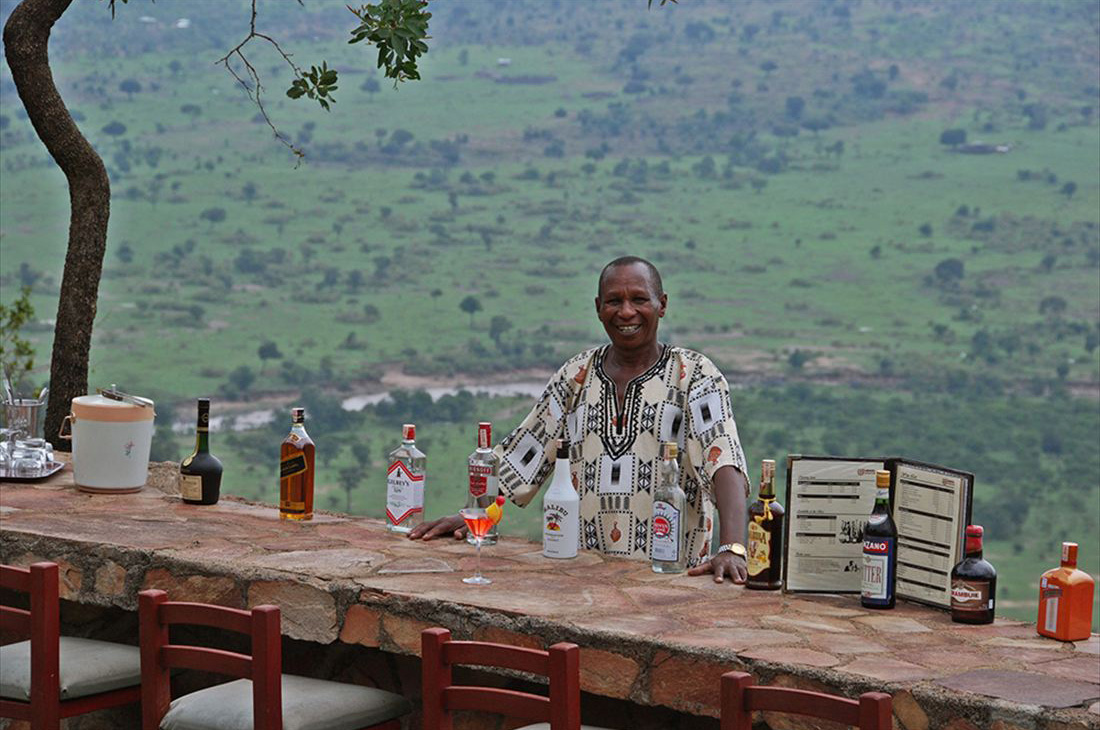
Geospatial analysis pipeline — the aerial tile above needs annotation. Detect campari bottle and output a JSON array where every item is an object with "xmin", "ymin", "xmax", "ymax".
[{"xmin": 386, "ymin": 424, "xmax": 425, "ymax": 533}]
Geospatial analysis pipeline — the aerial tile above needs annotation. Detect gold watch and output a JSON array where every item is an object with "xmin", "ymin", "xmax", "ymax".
[{"xmin": 716, "ymin": 543, "xmax": 747, "ymax": 559}]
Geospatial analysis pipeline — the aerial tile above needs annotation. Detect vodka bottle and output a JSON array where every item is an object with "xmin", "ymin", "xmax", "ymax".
[
  {"xmin": 467, "ymin": 422, "xmax": 500, "ymax": 546},
  {"xmin": 651, "ymin": 442, "xmax": 686, "ymax": 574},
  {"xmin": 279, "ymin": 408, "xmax": 314, "ymax": 520},
  {"xmin": 542, "ymin": 439, "xmax": 579, "ymax": 559},
  {"xmin": 386, "ymin": 423, "xmax": 425, "ymax": 533}
]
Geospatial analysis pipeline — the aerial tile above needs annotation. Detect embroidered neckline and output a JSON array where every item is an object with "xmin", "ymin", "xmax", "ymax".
[{"xmin": 594, "ymin": 344, "xmax": 671, "ymax": 458}]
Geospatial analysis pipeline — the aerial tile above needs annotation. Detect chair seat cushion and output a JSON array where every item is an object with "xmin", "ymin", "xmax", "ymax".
[
  {"xmin": 0, "ymin": 636, "xmax": 141, "ymax": 701},
  {"xmin": 161, "ymin": 673, "xmax": 412, "ymax": 730},
  {"xmin": 516, "ymin": 724, "xmax": 614, "ymax": 730}
]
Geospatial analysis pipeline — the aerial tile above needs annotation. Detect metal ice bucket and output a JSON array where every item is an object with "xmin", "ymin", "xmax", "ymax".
[{"xmin": 2, "ymin": 397, "xmax": 45, "ymax": 439}]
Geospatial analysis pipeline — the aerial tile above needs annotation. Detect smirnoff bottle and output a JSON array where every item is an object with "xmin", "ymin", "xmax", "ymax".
[
  {"xmin": 386, "ymin": 424, "xmax": 425, "ymax": 533},
  {"xmin": 542, "ymin": 439, "xmax": 579, "ymax": 559},
  {"xmin": 650, "ymin": 442, "xmax": 686, "ymax": 574},
  {"xmin": 467, "ymin": 422, "xmax": 500, "ymax": 546},
  {"xmin": 861, "ymin": 469, "xmax": 898, "ymax": 609}
]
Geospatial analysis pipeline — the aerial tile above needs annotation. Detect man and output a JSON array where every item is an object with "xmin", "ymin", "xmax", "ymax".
[{"xmin": 410, "ymin": 256, "xmax": 750, "ymax": 583}]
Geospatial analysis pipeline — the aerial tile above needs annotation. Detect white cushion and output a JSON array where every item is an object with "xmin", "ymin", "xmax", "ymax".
[
  {"xmin": 160, "ymin": 673, "xmax": 411, "ymax": 730},
  {"xmin": 517, "ymin": 724, "xmax": 615, "ymax": 730},
  {"xmin": 0, "ymin": 636, "xmax": 141, "ymax": 701}
]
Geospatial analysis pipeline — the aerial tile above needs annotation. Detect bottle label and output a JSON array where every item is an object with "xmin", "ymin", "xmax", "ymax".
[
  {"xmin": 861, "ymin": 537, "xmax": 895, "ymax": 602},
  {"xmin": 543, "ymin": 500, "xmax": 579, "ymax": 558},
  {"xmin": 280, "ymin": 454, "xmax": 307, "ymax": 479},
  {"xmin": 180, "ymin": 473, "xmax": 203, "ymax": 501},
  {"xmin": 468, "ymin": 463, "xmax": 493, "ymax": 498},
  {"xmin": 651, "ymin": 500, "xmax": 681, "ymax": 562},
  {"xmin": 1042, "ymin": 596, "xmax": 1060, "ymax": 633},
  {"xmin": 951, "ymin": 579, "xmax": 992, "ymax": 614},
  {"xmin": 747, "ymin": 520, "xmax": 770, "ymax": 576},
  {"xmin": 387, "ymin": 460, "xmax": 424, "ymax": 525}
]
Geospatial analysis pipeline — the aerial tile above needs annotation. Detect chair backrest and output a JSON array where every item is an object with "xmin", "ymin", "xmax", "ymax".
[
  {"xmin": 138, "ymin": 589, "xmax": 283, "ymax": 730},
  {"xmin": 0, "ymin": 562, "xmax": 61, "ymax": 727},
  {"xmin": 421, "ymin": 627, "xmax": 581, "ymax": 730},
  {"xmin": 721, "ymin": 672, "xmax": 891, "ymax": 730}
]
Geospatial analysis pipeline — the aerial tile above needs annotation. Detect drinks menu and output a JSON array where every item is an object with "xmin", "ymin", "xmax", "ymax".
[{"xmin": 782, "ymin": 455, "xmax": 973, "ymax": 609}]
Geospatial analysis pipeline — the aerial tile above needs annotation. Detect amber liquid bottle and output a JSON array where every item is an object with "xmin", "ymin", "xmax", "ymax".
[
  {"xmin": 746, "ymin": 458, "xmax": 785, "ymax": 590},
  {"xmin": 279, "ymin": 407, "xmax": 315, "ymax": 520},
  {"xmin": 1037, "ymin": 542, "xmax": 1095, "ymax": 641},
  {"xmin": 179, "ymin": 398, "xmax": 223, "ymax": 505},
  {"xmin": 950, "ymin": 525, "xmax": 996, "ymax": 624}
]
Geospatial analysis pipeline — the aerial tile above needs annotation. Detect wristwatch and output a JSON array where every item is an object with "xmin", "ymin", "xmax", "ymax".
[{"xmin": 716, "ymin": 543, "xmax": 747, "ymax": 559}]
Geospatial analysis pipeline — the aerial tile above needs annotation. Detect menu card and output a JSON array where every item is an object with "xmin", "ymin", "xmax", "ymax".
[{"xmin": 782, "ymin": 455, "xmax": 973, "ymax": 609}]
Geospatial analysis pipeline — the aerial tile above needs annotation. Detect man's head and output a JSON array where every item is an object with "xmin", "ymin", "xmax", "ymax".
[{"xmin": 595, "ymin": 256, "xmax": 667, "ymax": 354}]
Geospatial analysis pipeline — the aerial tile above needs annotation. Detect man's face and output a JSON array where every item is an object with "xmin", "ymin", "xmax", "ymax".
[{"xmin": 595, "ymin": 263, "xmax": 667, "ymax": 351}]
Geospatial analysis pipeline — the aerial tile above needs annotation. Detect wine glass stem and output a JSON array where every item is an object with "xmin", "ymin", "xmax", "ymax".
[{"xmin": 475, "ymin": 538, "xmax": 483, "ymax": 580}]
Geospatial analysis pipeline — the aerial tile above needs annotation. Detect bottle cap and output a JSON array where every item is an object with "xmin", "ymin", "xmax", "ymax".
[
  {"xmin": 966, "ymin": 525, "xmax": 983, "ymax": 537},
  {"xmin": 403, "ymin": 423, "xmax": 416, "ymax": 440},
  {"xmin": 1062, "ymin": 542, "xmax": 1078, "ymax": 564},
  {"xmin": 661, "ymin": 442, "xmax": 678, "ymax": 460},
  {"xmin": 478, "ymin": 422, "xmax": 492, "ymax": 449},
  {"xmin": 875, "ymin": 469, "xmax": 891, "ymax": 488},
  {"xmin": 291, "ymin": 407, "xmax": 305, "ymax": 423},
  {"xmin": 761, "ymin": 459, "xmax": 775, "ymax": 481},
  {"xmin": 556, "ymin": 438, "xmax": 569, "ymax": 459}
]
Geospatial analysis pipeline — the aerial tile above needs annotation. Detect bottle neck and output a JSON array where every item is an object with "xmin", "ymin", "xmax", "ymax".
[
  {"xmin": 872, "ymin": 487, "xmax": 890, "ymax": 511},
  {"xmin": 759, "ymin": 478, "xmax": 775, "ymax": 499},
  {"xmin": 1061, "ymin": 557, "xmax": 1077, "ymax": 569},
  {"xmin": 290, "ymin": 423, "xmax": 308, "ymax": 438},
  {"xmin": 195, "ymin": 402, "xmax": 210, "ymax": 453}
]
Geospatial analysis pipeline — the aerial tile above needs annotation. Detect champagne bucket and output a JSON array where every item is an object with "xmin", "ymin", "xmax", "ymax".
[
  {"xmin": 3, "ymin": 398, "xmax": 45, "ymax": 439},
  {"xmin": 60, "ymin": 393, "xmax": 155, "ymax": 493}
]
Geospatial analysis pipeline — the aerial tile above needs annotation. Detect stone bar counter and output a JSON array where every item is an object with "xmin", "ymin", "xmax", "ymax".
[{"xmin": 1, "ymin": 463, "xmax": 1097, "ymax": 730}]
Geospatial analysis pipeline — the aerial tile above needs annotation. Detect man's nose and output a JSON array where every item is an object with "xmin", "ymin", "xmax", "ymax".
[{"xmin": 620, "ymin": 301, "xmax": 636, "ymax": 317}]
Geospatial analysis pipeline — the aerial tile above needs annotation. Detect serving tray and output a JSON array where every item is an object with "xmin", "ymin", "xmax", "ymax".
[{"xmin": 0, "ymin": 460, "xmax": 66, "ymax": 482}]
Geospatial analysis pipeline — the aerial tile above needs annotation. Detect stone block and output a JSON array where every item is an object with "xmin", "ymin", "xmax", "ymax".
[
  {"xmin": 381, "ymin": 613, "xmax": 438, "ymax": 656},
  {"xmin": 854, "ymin": 615, "xmax": 932, "ymax": 634},
  {"xmin": 892, "ymin": 690, "xmax": 928, "ymax": 730},
  {"xmin": 647, "ymin": 651, "xmax": 730, "ymax": 716},
  {"xmin": 739, "ymin": 646, "xmax": 840, "ymax": 668},
  {"xmin": 936, "ymin": 669, "xmax": 1100, "ymax": 709},
  {"xmin": 94, "ymin": 561, "xmax": 128, "ymax": 598},
  {"xmin": 339, "ymin": 604, "xmax": 383, "ymax": 647},
  {"xmin": 472, "ymin": 625, "xmax": 544, "ymax": 651},
  {"xmin": 248, "ymin": 580, "xmax": 337, "ymax": 643},
  {"xmin": 838, "ymin": 657, "xmax": 936, "ymax": 682},
  {"xmin": 1041, "ymin": 656, "xmax": 1100, "ymax": 685},
  {"xmin": 578, "ymin": 647, "xmax": 640, "ymax": 699},
  {"xmin": 142, "ymin": 568, "xmax": 240, "ymax": 608}
]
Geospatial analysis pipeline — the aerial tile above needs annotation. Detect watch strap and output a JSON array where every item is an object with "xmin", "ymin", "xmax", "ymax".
[{"xmin": 716, "ymin": 542, "xmax": 747, "ymax": 558}]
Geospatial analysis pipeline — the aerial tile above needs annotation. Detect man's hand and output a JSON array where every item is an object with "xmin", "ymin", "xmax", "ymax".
[
  {"xmin": 408, "ymin": 513, "xmax": 467, "ymax": 541},
  {"xmin": 688, "ymin": 551, "xmax": 747, "ymax": 584}
]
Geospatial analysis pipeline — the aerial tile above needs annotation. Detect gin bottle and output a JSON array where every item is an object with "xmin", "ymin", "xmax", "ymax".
[
  {"xmin": 467, "ymin": 422, "xmax": 500, "ymax": 546},
  {"xmin": 651, "ymin": 442, "xmax": 686, "ymax": 574},
  {"xmin": 386, "ymin": 423, "xmax": 425, "ymax": 533}
]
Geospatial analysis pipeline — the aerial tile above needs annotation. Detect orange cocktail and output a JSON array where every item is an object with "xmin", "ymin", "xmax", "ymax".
[{"xmin": 460, "ymin": 508, "xmax": 492, "ymax": 585}]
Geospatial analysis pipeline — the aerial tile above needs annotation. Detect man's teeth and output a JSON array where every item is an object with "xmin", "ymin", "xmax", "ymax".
[{"xmin": 618, "ymin": 325, "xmax": 640, "ymax": 334}]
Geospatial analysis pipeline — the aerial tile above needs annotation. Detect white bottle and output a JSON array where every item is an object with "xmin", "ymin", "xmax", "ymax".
[
  {"xmin": 542, "ymin": 439, "xmax": 579, "ymax": 559},
  {"xmin": 386, "ymin": 424, "xmax": 425, "ymax": 533},
  {"xmin": 651, "ymin": 442, "xmax": 686, "ymax": 574}
]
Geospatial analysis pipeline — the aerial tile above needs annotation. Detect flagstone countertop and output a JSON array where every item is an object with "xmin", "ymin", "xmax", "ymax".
[{"xmin": 1, "ymin": 462, "xmax": 1097, "ymax": 730}]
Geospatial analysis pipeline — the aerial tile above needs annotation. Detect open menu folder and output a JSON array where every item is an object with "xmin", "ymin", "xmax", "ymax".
[{"xmin": 782, "ymin": 455, "xmax": 973, "ymax": 610}]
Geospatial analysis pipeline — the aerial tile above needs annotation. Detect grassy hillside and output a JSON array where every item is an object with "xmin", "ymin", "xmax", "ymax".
[{"xmin": 0, "ymin": 0, "xmax": 1096, "ymax": 625}]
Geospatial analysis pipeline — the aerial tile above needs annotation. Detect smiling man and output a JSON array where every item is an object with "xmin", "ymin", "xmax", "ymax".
[{"xmin": 410, "ymin": 256, "xmax": 751, "ymax": 583}]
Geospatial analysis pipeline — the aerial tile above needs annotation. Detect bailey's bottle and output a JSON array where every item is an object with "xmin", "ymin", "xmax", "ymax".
[
  {"xmin": 651, "ymin": 442, "xmax": 686, "ymax": 574},
  {"xmin": 542, "ymin": 439, "xmax": 579, "ymax": 559},
  {"xmin": 1037, "ymin": 542, "xmax": 1095, "ymax": 641},
  {"xmin": 386, "ymin": 424, "xmax": 425, "ymax": 533},
  {"xmin": 861, "ymin": 469, "xmax": 897, "ymax": 609},
  {"xmin": 746, "ymin": 458, "xmax": 784, "ymax": 590},
  {"xmin": 950, "ymin": 525, "xmax": 996, "ymax": 624}
]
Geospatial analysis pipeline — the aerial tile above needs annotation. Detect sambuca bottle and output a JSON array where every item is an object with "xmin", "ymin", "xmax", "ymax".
[
  {"xmin": 386, "ymin": 424, "xmax": 425, "ymax": 533},
  {"xmin": 650, "ymin": 442, "xmax": 686, "ymax": 574},
  {"xmin": 861, "ymin": 469, "xmax": 897, "ymax": 609},
  {"xmin": 542, "ymin": 439, "xmax": 579, "ymax": 559}
]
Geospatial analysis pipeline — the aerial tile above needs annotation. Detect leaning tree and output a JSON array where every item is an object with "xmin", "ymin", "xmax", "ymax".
[{"xmin": 3, "ymin": 0, "xmax": 430, "ymax": 448}]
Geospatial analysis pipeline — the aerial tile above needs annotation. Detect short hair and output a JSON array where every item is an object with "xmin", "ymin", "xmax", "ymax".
[{"xmin": 597, "ymin": 256, "xmax": 664, "ymax": 298}]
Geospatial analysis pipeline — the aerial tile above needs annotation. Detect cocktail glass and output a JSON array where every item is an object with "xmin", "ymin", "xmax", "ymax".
[{"xmin": 461, "ymin": 507, "xmax": 493, "ymax": 586}]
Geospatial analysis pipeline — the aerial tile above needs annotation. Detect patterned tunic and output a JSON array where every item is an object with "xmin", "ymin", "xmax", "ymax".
[{"xmin": 495, "ymin": 345, "xmax": 749, "ymax": 566}]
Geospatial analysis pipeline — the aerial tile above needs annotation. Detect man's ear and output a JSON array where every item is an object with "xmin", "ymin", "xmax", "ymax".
[
  {"xmin": 594, "ymin": 296, "xmax": 601, "ymax": 314},
  {"xmin": 658, "ymin": 292, "xmax": 668, "ymax": 317}
]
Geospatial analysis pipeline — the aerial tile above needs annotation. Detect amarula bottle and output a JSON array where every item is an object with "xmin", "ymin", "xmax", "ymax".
[
  {"xmin": 386, "ymin": 424, "xmax": 425, "ymax": 533},
  {"xmin": 950, "ymin": 525, "xmax": 997, "ymax": 624},
  {"xmin": 746, "ymin": 458, "xmax": 785, "ymax": 590},
  {"xmin": 279, "ymin": 407, "xmax": 314, "ymax": 520},
  {"xmin": 1038, "ymin": 542, "xmax": 1095, "ymax": 641},
  {"xmin": 179, "ymin": 398, "xmax": 223, "ymax": 505},
  {"xmin": 543, "ymin": 439, "xmax": 579, "ymax": 559},
  {"xmin": 651, "ymin": 442, "xmax": 686, "ymax": 574},
  {"xmin": 467, "ymin": 422, "xmax": 500, "ymax": 546},
  {"xmin": 861, "ymin": 469, "xmax": 897, "ymax": 609}
]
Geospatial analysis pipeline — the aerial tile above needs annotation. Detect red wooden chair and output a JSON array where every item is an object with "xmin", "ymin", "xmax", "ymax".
[
  {"xmin": 721, "ymin": 671, "xmax": 892, "ymax": 730},
  {"xmin": 0, "ymin": 562, "xmax": 142, "ymax": 730},
  {"xmin": 421, "ymin": 626, "xmax": 613, "ymax": 730},
  {"xmin": 139, "ymin": 589, "xmax": 411, "ymax": 730}
]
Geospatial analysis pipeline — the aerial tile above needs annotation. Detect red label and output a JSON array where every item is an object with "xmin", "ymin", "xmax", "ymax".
[
  {"xmin": 469, "ymin": 464, "xmax": 492, "ymax": 497},
  {"xmin": 863, "ymin": 540, "xmax": 890, "ymax": 554},
  {"xmin": 653, "ymin": 516, "xmax": 671, "ymax": 538}
]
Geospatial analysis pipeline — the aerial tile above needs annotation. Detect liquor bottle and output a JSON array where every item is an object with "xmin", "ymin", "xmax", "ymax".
[
  {"xmin": 861, "ymin": 469, "xmax": 897, "ymax": 609},
  {"xmin": 651, "ymin": 442, "xmax": 686, "ymax": 574},
  {"xmin": 746, "ymin": 458, "xmax": 785, "ymax": 590},
  {"xmin": 279, "ymin": 407, "xmax": 314, "ymax": 521},
  {"xmin": 467, "ymin": 422, "xmax": 500, "ymax": 546},
  {"xmin": 179, "ymin": 398, "xmax": 223, "ymax": 505},
  {"xmin": 386, "ymin": 423, "xmax": 425, "ymax": 533},
  {"xmin": 950, "ymin": 525, "xmax": 996, "ymax": 624},
  {"xmin": 1037, "ymin": 542, "xmax": 1095, "ymax": 641},
  {"xmin": 543, "ymin": 439, "xmax": 579, "ymax": 559}
]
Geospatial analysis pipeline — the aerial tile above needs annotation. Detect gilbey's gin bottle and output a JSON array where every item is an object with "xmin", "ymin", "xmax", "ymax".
[{"xmin": 386, "ymin": 424, "xmax": 425, "ymax": 533}]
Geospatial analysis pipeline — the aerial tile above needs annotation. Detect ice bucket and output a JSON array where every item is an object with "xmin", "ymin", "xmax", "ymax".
[{"xmin": 62, "ymin": 393, "xmax": 155, "ymax": 493}]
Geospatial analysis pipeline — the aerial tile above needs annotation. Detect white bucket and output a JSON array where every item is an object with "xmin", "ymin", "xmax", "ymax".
[{"xmin": 64, "ymin": 394, "xmax": 155, "ymax": 493}]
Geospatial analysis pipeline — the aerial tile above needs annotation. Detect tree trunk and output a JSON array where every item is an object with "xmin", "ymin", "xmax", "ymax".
[{"xmin": 4, "ymin": 0, "xmax": 109, "ymax": 451}]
